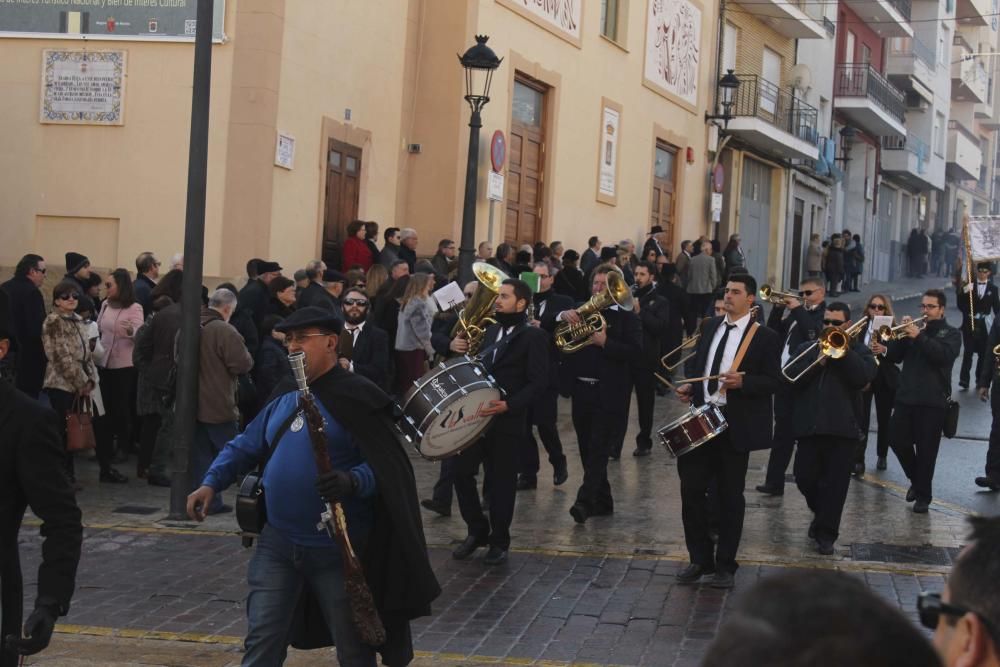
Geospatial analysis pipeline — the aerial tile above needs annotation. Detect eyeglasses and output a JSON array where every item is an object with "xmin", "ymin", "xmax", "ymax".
[
  {"xmin": 920, "ymin": 303, "xmax": 941, "ymax": 310},
  {"xmin": 57, "ymin": 293, "xmax": 80, "ymax": 301},
  {"xmin": 868, "ymin": 303, "xmax": 886, "ymax": 311},
  {"xmin": 285, "ymin": 332, "xmax": 333, "ymax": 344},
  {"xmin": 822, "ymin": 319, "xmax": 846, "ymax": 326},
  {"xmin": 978, "ymin": 267, "xmax": 991, "ymax": 272},
  {"xmin": 799, "ymin": 289, "xmax": 816, "ymax": 298},
  {"xmin": 343, "ymin": 298, "xmax": 369, "ymax": 306},
  {"xmin": 917, "ymin": 592, "xmax": 1000, "ymax": 645}
]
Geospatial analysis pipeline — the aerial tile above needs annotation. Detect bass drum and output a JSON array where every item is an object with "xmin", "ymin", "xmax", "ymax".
[{"xmin": 396, "ymin": 356, "xmax": 503, "ymax": 460}]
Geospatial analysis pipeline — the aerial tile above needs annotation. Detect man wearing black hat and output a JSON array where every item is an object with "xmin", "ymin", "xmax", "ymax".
[
  {"xmin": 238, "ymin": 259, "xmax": 283, "ymax": 329},
  {"xmin": 188, "ymin": 306, "xmax": 439, "ymax": 666},
  {"xmin": 63, "ymin": 251, "xmax": 91, "ymax": 296},
  {"xmin": 0, "ymin": 291, "xmax": 84, "ymax": 667},
  {"xmin": 643, "ymin": 226, "xmax": 665, "ymax": 259},
  {"xmin": 958, "ymin": 262, "xmax": 999, "ymax": 390},
  {"xmin": 553, "ymin": 249, "xmax": 588, "ymax": 302},
  {"xmin": 452, "ymin": 279, "xmax": 550, "ymax": 565}
]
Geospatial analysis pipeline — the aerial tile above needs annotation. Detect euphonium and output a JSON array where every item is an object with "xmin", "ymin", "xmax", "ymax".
[
  {"xmin": 554, "ymin": 269, "xmax": 634, "ymax": 353},
  {"xmin": 451, "ymin": 262, "xmax": 509, "ymax": 355}
]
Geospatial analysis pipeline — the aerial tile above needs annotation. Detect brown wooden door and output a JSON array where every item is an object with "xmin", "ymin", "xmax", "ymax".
[
  {"xmin": 323, "ymin": 139, "xmax": 362, "ymax": 268},
  {"xmin": 506, "ymin": 77, "xmax": 546, "ymax": 246},
  {"xmin": 650, "ymin": 141, "xmax": 677, "ymax": 255}
]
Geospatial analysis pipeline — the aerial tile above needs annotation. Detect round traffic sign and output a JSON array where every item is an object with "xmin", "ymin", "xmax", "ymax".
[{"xmin": 491, "ymin": 130, "xmax": 506, "ymax": 172}]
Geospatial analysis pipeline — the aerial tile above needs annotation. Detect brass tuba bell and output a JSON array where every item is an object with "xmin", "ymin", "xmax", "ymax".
[
  {"xmin": 554, "ymin": 269, "xmax": 634, "ymax": 353},
  {"xmin": 451, "ymin": 261, "xmax": 509, "ymax": 355}
]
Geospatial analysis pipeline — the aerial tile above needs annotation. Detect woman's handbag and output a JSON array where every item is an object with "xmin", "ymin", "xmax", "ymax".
[{"xmin": 66, "ymin": 395, "xmax": 97, "ymax": 452}]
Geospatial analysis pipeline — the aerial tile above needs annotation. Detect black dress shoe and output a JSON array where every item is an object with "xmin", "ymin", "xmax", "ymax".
[
  {"xmin": 452, "ymin": 535, "xmax": 488, "ymax": 560},
  {"xmin": 709, "ymin": 571, "xmax": 735, "ymax": 589},
  {"xmin": 816, "ymin": 540, "xmax": 835, "ymax": 556},
  {"xmin": 553, "ymin": 464, "xmax": 569, "ymax": 486},
  {"xmin": 851, "ymin": 462, "xmax": 865, "ymax": 476},
  {"xmin": 147, "ymin": 473, "xmax": 172, "ymax": 487},
  {"xmin": 975, "ymin": 476, "xmax": 1000, "ymax": 491},
  {"xmin": 420, "ymin": 498, "xmax": 451, "ymax": 517},
  {"xmin": 876, "ymin": 456, "xmax": 887, "ymax": 471},
  {"xmin": 755, "ymin": 483, "xmax": 784, "ymax": 496},
  {"xmin": 99, "ymin": 468, "xmax": 129, "ymax": 484},
  {"xmin": 483, "ymin": 546, "xmax": 509, "ymax": 566},
  {"xmin": 905, "ymin": 486, "xmax": 916, "ymax": 502},
  {"xmin": 569, "ymin": 503, "xmax": 589, "ymax": 524},
  {"xmin": 516, "ymin": 475, "xmax": 537, "ymax": 491},
  {"xmin": 632, "ymin": 447, "xmax": 652, "ymax": 457},
  {"xmin": 959, "ymin": 382, "xmax": 970, "ymax": 390},
  {"xmin": 676, "ymin": 563, "xmax": 714, "ymax": 584},
  {"xmin": 913, "ymin": 499, "xmax": 930, "ymax": 514}
]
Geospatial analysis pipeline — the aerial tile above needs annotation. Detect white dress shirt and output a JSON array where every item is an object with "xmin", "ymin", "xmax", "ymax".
[
  {"xmin": 703, "ymin": 310, "xmax": 753, "ymax": 406},
  {"xmin": 977, "ymin": 281, "xmax": 988, "ymax": 299},
  {"xmin": 344, "ymin": 321, "xmax": 365, "ymax": 372}
]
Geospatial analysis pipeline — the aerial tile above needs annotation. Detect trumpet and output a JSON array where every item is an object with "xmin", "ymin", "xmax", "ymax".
[
  {"xmin": 758, "ymin": 284, "xmax": 799, "ymax": 305},
  {"xmin": 782, "ymin": 317, "xmax": 869, "ymax": 383},
  {"xmin": 877, "ymin": 316, "xmax": 928, "ymax": 342},
  {"xmin": 554, "ymin": 269, "xmax": 634, "ymax": 353}
]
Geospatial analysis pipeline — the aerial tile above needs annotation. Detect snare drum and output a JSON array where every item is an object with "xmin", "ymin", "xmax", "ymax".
[
  {"xmin": 657, "ymin": 404, "xmax": 728, "ymax": 457},
  {"xmin": 396, "ymin": 356, "xmax": 503, "ymax": 460}
]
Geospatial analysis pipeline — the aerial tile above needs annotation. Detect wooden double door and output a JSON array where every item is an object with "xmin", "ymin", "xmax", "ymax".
[
  {"xmin": 505, "ymin": 76, "xmax": 546, "ymax": 246},
  {"xmin": 322, "ymin": 139, "xmax": 363, "ymax": 268}
]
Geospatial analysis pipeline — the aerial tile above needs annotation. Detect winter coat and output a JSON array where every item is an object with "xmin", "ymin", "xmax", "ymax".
[
  {"xmin": 805, "ymin": 242, "xmax": 823, "ymax": 273},
  {"xmin": 342, "ymin": 236, "xmax": 374, "ymax": 272},
  {"xmin": 379, "ymin": 243, "xmax": 402, "ymax": 270},
  {"xmin": 0, "ymin": 275, "xmax": 48, "ymax": 397},
  {"xmin": 197, "ymin": 307, "xmax": 254, "ymax": 424},
  {"xmin": 843, "ymin": 240, "xmax": 858, "ymax": 274},
  {"xmin": 96, "ymin": 301, "xmax": 144, "ymax": 370},
  {"xmin": 824, "ymin": 246, "xmax": 845, "ymax": 276},
  {"xmin": 395, "ymin": 297, "xmax": 435, "ymax": 357},
  {"xmin": 41, "ymin": 312, "xmax": 98, "ymax": 395}
]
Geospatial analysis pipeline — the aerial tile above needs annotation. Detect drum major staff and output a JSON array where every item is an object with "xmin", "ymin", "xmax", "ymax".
[
  {"xmin": 451, "ymin": 279, "xmax": 550, "ymax": 566},
  {"xmin": 884, "ymin": 289, "xmax": 961, "ymax": 514},
  {"xmin": 783, "ymin": 302, "xmax": 876, "ymax": 555},
  {"xmin": 975, "ymin": 317, "xmax": 1000, "ymax": 491},
  {"xmin": 675, "ymin": 274, "xmax": 780, "ymax": 589},
  {"xmin": 187, "ymin": 307, "xmax": 439, "ymax": 667}
]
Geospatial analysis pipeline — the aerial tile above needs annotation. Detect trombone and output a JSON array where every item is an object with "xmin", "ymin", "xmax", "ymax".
[
  {"xmin": 781, "ymin": 317, "xmax": 869, "ymax": 383},
  {"xmin": 877, "ymin": 316, "xmax": 927, "ymax": 342},
  {"xmin": 758, "ymin": 284, "xmax": 798, "ymax": 305},
  {"xmin": 656, "ymin": 305, "xmax": 760, "ymax": 387}
]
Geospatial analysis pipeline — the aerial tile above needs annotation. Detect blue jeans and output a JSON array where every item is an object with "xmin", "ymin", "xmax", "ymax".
[
  {"xmin": 243, "ymin": 525, "xmax": 376, "ymax": 667},
  {"xmin": 191, "ymin": 421, "xmax": 237, "ymax": 512}
]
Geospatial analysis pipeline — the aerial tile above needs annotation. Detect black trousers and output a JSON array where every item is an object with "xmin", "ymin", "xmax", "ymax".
[
  {"xmin": 686, "ymin": 294, "xmax": 712, "ymax": 336},
  {"xmin": 890, "ymin": 403, "xmax": 946, "ymax": 502},
  {"xmin": 960, "ymin": 326, "xmax": 987, "ymax": 386},
  {"xmin": 454, "ymin": 430, "xmax": 516, "ymax": 549},
  {"xmin": 794, "ymin": 435, "xmax": 855, "ymax": 542},
  {"xmin": 572, "ymin": 381, "xmax": 622, "ymax": 512},
  {"xmin": 676, "ymin": 427, "xmax": 750, "ymax": 573},
  {"xmin": 764, "ymin": 387, "xmax": 796, "ymax": 488},
  {"xmin": 98, "ymin": 367, "xmax": 137, "ymax": 455},
  {"xmin": 857, "ymin": 385, "xmax": 894, "ymax": 463},
  {"xmin": 634, "ymin": 367, "xmax": 656, "ymax": 450},
  {"xmin": 986, "ymin": 389, "xmax": 1000, "ymax": 482},
  {"xmin": 519, "ymin": 392, "xmax": 566, "ymax": 476}
]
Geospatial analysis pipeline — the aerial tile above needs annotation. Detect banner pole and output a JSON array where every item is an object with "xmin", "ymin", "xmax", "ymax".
[{"xmin": 964, "ymin": 215, "xmax": 974, "ymax": 333}]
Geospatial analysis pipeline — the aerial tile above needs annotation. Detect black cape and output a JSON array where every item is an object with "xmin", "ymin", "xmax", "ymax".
[{"xmin": 271, "ymin": 366, "xmax": 440, "ymax": 666}]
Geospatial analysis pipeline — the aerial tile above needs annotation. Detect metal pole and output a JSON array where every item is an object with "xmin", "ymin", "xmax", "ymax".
[
  {"xmin": 168, "ymin": 0, "xmax": 215, "ymax": 520},
  {"xmin": 488, "ymin": 200, "xmax": 496, "ymax": 247},
  {"xmin": 458, "ymin": 108, "xmax": 483, "ymax": 287}
]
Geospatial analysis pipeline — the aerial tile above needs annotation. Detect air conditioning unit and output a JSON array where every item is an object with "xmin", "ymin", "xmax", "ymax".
[{"xmin": 905, "ymin": 91, "xmax": 929, "ymax": 111}]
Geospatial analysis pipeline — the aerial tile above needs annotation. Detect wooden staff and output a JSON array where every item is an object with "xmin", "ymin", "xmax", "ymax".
[
  {"xmin": 680, "ymin": 371, "xmax": 745, "ymax": 384},
  {"xmin": 289, "ymin": 352, "xmax": 386, "ymax": 647},
  {"xmin": 964, "ymin": 215, "xmax": 975, "ymax": 333}
]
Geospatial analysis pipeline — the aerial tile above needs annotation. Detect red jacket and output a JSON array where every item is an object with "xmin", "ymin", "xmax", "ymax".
[{"xmin": 342, "ymin": 236, "xmax": 373, "ymax": 272}]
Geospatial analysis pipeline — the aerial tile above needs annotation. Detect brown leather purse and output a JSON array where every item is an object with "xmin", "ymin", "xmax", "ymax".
[{"xmin": 66, "ymin": 395, "xmax": 96, "ymax": 452}]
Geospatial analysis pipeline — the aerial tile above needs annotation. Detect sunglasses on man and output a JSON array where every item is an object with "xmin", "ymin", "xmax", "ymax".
[
  {"xmin": 343, "ymin": 298, "xmax": 369, "ymax": 306},
  {"xmin": 822, "ymin": 318, "xmax": 846, "ymax": 326},
  {"xmin": 918, "ymin": 592, "xmax": 1000, "ymax": 646},
  {"xmin": 57, "ymin": 293, "xmax": 80, "ymax": 301},
  {"xmin": 799, "ymin": 289, "xmax": 816, "ymax": 298}
]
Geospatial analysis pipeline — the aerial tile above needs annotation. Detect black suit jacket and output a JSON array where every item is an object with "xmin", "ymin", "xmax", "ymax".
[
  {"xmin": 1, "ymin": 381, "xmax": 83, "ymax": 659},
  {"xmin": 958, "ymin": 280, "xmax": 1000, "ymax": 334},
  {"xmin": 635, "ymin": 285, "xmax": 670, "ymax": 366},
  {"xmin": 690, "ymin": 316, "xmax": 781, "ymax": 452},
  {"xmin": 0, "ymin": 276, "xmax": 47, "ymax": 397},
  {"xmin": 561, "ymin": 307, "xmax": 643, "ymax": 412},
  {"xmin": 480, "ymin": 322, "xmax": 550, "ymax": 436},
  {"xmin": 767, "ymin": 301, "xmax": 825, "ymax": 354},
  {"xmin": 134, "ymin": 274, "xmax": 157, "ymax": 318},
  {"xmin": 580, "ymin": 248, "xmax": 600, "ymax": 276},
  {"xmin": 298, "ymin": 281, "xmax": 339, "ymax": 312},
  {"xmin": 350, "ymin": 323, "xmax": 390, "ymax": 391}
]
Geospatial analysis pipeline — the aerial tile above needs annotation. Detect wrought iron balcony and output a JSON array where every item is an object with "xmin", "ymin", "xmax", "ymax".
[
  {"xmin": 834, "ymin": 64, "xmax": 906, "ymax": 125},
  {"xmin": 725, "ymin": 74, "xmax": 819, "ymax": 144}
]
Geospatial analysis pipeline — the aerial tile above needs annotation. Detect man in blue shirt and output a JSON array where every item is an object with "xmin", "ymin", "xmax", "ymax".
[{"xmin": 187, "ymin": 307, "xmax": 439, "ymax": 667}]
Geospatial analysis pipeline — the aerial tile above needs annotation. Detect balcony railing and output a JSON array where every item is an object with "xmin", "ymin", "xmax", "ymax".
[
  {"xmin": 834, "ymin": 64, "xmax": 906, "ymax": 124},
  {"xmin": 889, "ymin": 35, "xmax": 935, "ymax": 68},
  {"xmin": 887, "ymin": 0, "xmax": 912, "ymax": 21},
  {"xmin": 726, "ymin": 74, "xmax": 819, "ymax": 144},
  {"xmin": 881, "ymin": 132, "xmax": 930, "ymax": 173}
]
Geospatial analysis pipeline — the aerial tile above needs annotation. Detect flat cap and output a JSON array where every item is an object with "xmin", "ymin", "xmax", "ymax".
[
  {"xmin": 274, "ymin": 306, "xmax": 343, "ymax": 334},
  {"xmin": 322, "ymin": 269, "xmax": 346, "ymax": 283},
  {"xmin": 257, "ymin": 260, "xmax": 283, "ymax": 274}
]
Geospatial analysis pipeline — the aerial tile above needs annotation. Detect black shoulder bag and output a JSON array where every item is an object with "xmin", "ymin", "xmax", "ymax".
[
  {"xmin": 940, "ymin": 366, "xmax": 960, "ymax": 439},
  {"xmin": 235, "ymin": 407, "xmax": 300, "ymax": 547}
]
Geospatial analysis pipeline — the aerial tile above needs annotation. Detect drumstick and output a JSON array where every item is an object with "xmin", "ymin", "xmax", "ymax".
[
  {"xmin": 655, "ymin": 372, "xmax": 675, "ymax": 389},
  {"xmin": 681, "ymin": 371, "xmax": 745, "ymax": 384}
]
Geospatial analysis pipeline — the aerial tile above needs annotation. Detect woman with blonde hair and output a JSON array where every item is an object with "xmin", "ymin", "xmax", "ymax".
[
  {"xmin": 854, "ymin": 293, "xmax": 899, "ymax": 475},
  {"xmin": 365, "ymin": 263, "xmax": 388, "ymax": 306},
  {"xmin": 394, "ymin": 272, "xmax": 435, "ymax": 394}
]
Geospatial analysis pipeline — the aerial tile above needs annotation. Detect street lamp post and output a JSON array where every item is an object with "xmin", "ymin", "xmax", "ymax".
[
  {"xmin": 834, "ymin": 125, "xmax": 856, "ymax": 164},
  {"xmin": 457, "ymin": 35, "xmax": 503, "ymax": 286},
  {"xmin": 705, "ymin": 69, "xmax": 741, "ymax": 129}
]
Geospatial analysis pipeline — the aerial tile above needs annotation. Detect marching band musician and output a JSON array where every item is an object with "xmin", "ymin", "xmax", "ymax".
[
  {"xmin": 558, "ymin": 265, "xmax": 642, "ymax": 524},
  {"xmin": 957, "ymin": 262, "xmax": 999, "ymax": 390},
  {"xmin": 516, "ymin": 262, "xmax": 572, "ymax": 490},
  {"xmin": 187, "ymin": 307, "xmax": 439, "ymax": 667},
  {"xmin": 757, "ymin": 276, "xmax": 826, "ymax": 497},
  {"xmin": 628, "ymin": 261, "xmax": 671, "ymax": 457},
  {"xmin": 855, "ymin": 294, "xmax": 899, "ymax": 475},
  {"xmin": 974, "ymin": 317, "xmax": 1000, "ymax": 492},
  {"xmin": 783, "ymin": 303, "xmax": 876, "ymax": 555},
  {"xmin": 884, "ymin": 289, "xmax": 961, "ymax": 514},
  {"xmin": 452, "ymin": 279, "xmax": 549, "ymax": 565},
  {"xmin": 674, "ymin": 275, "xmax": 780, "ymax": 588}
]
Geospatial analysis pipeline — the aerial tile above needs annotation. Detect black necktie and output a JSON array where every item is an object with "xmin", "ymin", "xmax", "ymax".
[{"xmin": 708, "ymin": 324, "xmax": 736, "ymax": 396}]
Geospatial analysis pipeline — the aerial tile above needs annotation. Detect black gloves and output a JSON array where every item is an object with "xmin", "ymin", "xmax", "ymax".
[
  {"xmin": 5, "ymin": 604, "xmax": 58, "ymax": 655},
  {"xmin": 316, "ymin": 469, "xmax": 357, "ymax": 501}
]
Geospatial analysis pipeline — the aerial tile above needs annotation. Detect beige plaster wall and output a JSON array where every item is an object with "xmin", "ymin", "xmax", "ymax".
[{"xmin": 0, "ymin": 2, "xmax": 239, "ymax": 278}]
